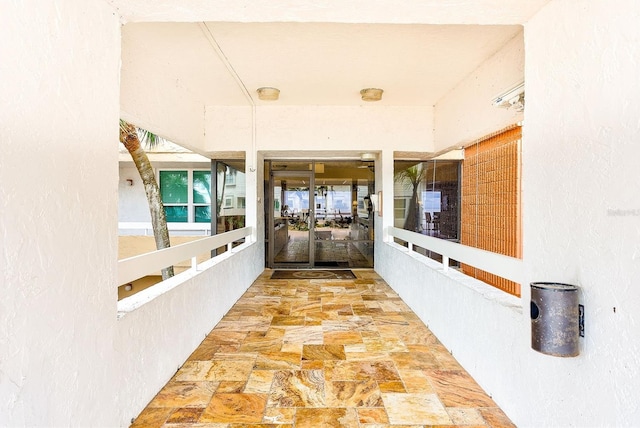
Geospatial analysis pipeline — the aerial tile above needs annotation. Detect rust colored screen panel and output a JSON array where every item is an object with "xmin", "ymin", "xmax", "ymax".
[{"xmin": 461, "ymin": 126, "xmax": 522, "ymax": 297}]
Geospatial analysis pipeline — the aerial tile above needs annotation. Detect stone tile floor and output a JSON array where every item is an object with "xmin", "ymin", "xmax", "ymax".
[{"xmin": 131, "ymin": 269, "xmax": 515, "ymax": 427}]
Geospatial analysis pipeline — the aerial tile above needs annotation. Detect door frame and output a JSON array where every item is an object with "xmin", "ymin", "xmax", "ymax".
[{"xmin": 269, "ymin": 170, "xmax": 315, "ymax": 268}]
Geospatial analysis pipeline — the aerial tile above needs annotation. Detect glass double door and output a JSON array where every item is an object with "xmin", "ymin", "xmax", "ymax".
[
  {"xmin": 271, "ymin": 172, "xmax": 314, "ymax": 267},
  {"xmin": 267, "ymin": 161, "xmax": 375, "ymax": 269}
]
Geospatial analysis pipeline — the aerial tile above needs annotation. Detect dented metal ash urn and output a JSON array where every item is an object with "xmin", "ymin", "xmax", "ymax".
[{"xmin": 530, "ymin": 282, "xmax": 580, "ymax": 357}]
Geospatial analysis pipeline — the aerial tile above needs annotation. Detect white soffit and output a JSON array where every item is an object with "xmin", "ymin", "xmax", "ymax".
[
  {"xmin": 122, "ymin": 21, "xmax": 523, "ymax": 106},
  {"xmin": 106, "ymin": 0, "xmax": 550, "ymax": 25}
]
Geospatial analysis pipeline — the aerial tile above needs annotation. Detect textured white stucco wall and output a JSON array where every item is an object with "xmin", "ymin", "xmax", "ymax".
[
  {"xmin": 204, "ymin": 106, "xmax": 253, "ymax": 153},
  {"xmin": 434, "ymin": 30, "xmax": 524, "ymax": 152},
  {"xmin": 379, "ymin": 1, "xmax": 640, "ymax": 427},
  {"xmin": 0, "ymin": 1, "xmax": 121, "ymax": 425},
  {"xmin": 120, "ymin": 23, "xmax": 213, "ymax": 151},
  {"xmin": 6, "ymin": 0, "xmax": 637, "ymax": 426},
  {"xmin": 522, "ymin": 0, "xmax": 640, "ymax": 425},
  {"xmin": 255, "ymin": 106, "xmax": 433, "ymax": 153},
  {"xmin": 0, "ymin": 2, "xmax": 264, "ymax": 426},
  {"xmin": 119, "ymin": 165, "xmax": 153, "ymax": 222},
  {"xmin": 203, "ymin": 105, "xmax": 433, "ymax": 156}
]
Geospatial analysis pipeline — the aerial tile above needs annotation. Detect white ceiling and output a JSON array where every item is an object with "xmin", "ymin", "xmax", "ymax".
[
  {"xmin": 107, "ymin": 0, "xmax": 550, "ymax": 25},
  {"xmin": 116, "ymin": 1, "xmax": 547, "ymax": 107}
]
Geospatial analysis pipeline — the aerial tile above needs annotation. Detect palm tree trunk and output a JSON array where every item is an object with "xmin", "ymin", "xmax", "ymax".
[
  {"xmin": 216, "ymin": 163, "xmax": 227, "ymax": 216},
  {"xmin": 404, "ymin": 186, "xmax": 420, "ymax": 232},
  {"xmin": 120, "ymin": 121, "xmax": 174, "ymax": 280}
]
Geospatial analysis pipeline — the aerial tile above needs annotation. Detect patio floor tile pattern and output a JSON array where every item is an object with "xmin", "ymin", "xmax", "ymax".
[{"xmin": 131, "ymin": 269, "xmax": 515, "ymax": 428}]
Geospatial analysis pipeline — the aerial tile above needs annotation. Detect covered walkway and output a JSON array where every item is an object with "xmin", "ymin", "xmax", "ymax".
[{"xmin": 131, "ymin": 270, "xmax": 514, "ymax": 427}]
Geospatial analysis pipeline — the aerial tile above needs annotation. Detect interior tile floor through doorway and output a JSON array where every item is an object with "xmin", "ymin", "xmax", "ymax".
[
  {"xmin": 131, "ymin": 269, "xmax": 515, "ymax": 427},
  {"xmin": 274, "ymin": 228, "xmax": 373, "ymax": 268}
]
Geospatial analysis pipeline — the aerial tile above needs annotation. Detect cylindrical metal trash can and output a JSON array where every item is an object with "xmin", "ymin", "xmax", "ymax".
[{"xmin": 530, "ymin": 282, "xmax": 579, "ymax": 357}]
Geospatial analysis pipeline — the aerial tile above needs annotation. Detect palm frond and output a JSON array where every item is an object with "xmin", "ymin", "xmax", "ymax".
[
  {"xmin": 137, "ymin": 128, "xmax": 163, "ymax": 149},
  {"xmin": 394, "ymin": 164, "xmax": 426, "ymax": 188},
  {"xmin": 119, "ymin": 119, "xmax": 164, "ymax": 149}
]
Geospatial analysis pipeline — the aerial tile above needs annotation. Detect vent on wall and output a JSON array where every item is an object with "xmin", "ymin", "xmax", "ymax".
[{"xmin": 492, "ymin": 82, "xmax": 525, "ymax": 112}]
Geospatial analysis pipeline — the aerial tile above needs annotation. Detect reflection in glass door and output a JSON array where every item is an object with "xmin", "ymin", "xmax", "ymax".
[
  {"xmin": 267, "ymin": 160, "xmax": 374, "ymax": 269},
  {"xmin": 270, "ymin": 172, "xmax": 314, "ymax": 268}
]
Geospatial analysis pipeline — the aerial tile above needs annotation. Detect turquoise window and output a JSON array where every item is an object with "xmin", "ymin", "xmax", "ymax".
[
  {"xmin": 160, "ymin": 171, "xmax": 188, "ymax": 203},
  {"xmin": 193, "ymin": 171, "xmax": 211, "ymax": 204},
  {"xmin": 164, "ymin": 206, "xmax": 188, "ymax": 223},
  {"xmin": 195, "ymin": 206, "xmax": 211, "ymax": 223}
]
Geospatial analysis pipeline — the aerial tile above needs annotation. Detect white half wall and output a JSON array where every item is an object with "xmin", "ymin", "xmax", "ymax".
[
  {"xmin": 434, "ymin": 30, "xmax": 524, "ymax": 152},
  {"xmin": 376, "ymin": 243, "xmax": 523, "ymax": 418},
  {"xmin": 115, "ymin": 242, "xmax": 263, "ymax": 426}
]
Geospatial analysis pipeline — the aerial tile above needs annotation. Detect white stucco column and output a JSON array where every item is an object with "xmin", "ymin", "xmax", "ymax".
[
  {"xmin": 379, "ymin": 148, "xmax": 395, "ymax": 243},
  {"xmin": 0, "ymin": 1, "xmax": 122, "ymax": 425}
]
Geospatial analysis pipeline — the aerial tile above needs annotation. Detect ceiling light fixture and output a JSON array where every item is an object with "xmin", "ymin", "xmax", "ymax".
[
  {"xmin": 360, "ymin": 88, "xmax": 383, "ymax": 102},
  {"xmin": 256, "ymin": 87, "xmax": 280, "ymax": 101}
]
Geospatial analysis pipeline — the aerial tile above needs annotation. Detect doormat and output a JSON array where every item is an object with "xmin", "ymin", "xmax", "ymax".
[{"xmin": 271, "ymin": 270, "xmax": 356, "ymax": 279}]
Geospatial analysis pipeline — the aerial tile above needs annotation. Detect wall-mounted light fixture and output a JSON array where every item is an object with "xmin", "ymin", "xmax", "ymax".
[
  {"xmin": 126, "ymin": 179, "xmax": 133, "ymax": 186},
  {"xmin": 492, "ymin": 82, "xmax": 525, "ymax": 112},
  {"xmin": 256, "ymin": 87, "xmax": 280, "ymax": 101},
  {"xmin": 360, "ymin": 88, "xmax": 383, "ymax": 102}
]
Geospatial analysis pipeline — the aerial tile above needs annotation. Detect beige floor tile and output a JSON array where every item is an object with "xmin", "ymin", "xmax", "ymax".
[
  {"xmin": 148, "ymin": 382, "xmax": 218, "ymax": 408},
  {"xmin": 204, "ymin": 360, "xmax": 254, "ymax": 382},
  {"xmin": 282, "ymin": 325, "xmax": 323, "ymax": 344},
  {"xmin": 175, "ymin": 361, "xmax": 214, "ymax": 382},
  {"xmin": 301, "ymin": 344, "xmax": 346, "ymax": 361},
  {"xmin": 447, "ymin": 407, "xmax": 486, "ymax": 425},
  {"xmin": 254, "ymin": 351, "xmax": 301, "ymax": 370},
  {"xmin": 263, "ymin": 407, "xmax": 296, "ymax": 424},
  {"xmin": 267, "ymin": 370, "xmax": 325, "ymax": 407},
  {"xmin": 381, "ymin": 392, "xmax": 452, "ymax": 425},
  {"xmin": 325, "ymin": 379, "xmax": 383, "ymax": 407},
  {"xmin": 479, "ymin": 407, "xmax": 518, "ymax": 428},
  {"xmin": 131, "ymin": 407, "xmax": 173, "ymax": 427},
  {"xmin": 356, "ymin": 407, "xmax": 389, "ymax": 424},
  {"xmin": 244, "ymin": 369, "xmax": 275, "ymax": 394},
  {"xmin": 398, "ymin": 369, "xmax": 435, "ymax": 394},
  {"xmin": 427, "ymin": 369, "xmax": 497, "ymax": 408},
  {"xmin": 199, "ymin": 393, "xmax": 267, "ymax": 423},
  {"xmin": 324, "ymin": 360, "xmax": 401, "ymax": 382},
  {"xmin": 294, "ymin": 408, "xmax": 359, "ymax": 428},
  {"xmin": 131, "ymin": 270, "xmax": 514, "ymax": 428}
]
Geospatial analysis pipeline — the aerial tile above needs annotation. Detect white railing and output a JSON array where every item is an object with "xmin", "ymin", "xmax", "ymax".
[
  {"xmin": 118, "ymin": 221, "xmax": 212, "ymax": 236},
  {"xmin": 118, "ymin": 227, "xmax": 252, "ymax": 286},
  {"xmin": 389, "ymin": 227, "xmax": 523, "ymax": 284}
]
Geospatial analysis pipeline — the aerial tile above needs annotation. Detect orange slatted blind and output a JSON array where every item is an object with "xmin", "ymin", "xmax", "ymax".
[{"xmin": 461, "ymin": 126, "xmax": 522, "ymax": 297}]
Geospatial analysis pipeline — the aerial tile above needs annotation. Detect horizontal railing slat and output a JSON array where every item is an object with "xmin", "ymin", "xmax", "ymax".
[
  {"xmin": 390, "ymin": 227, "xmax": 523, "ymax": 284},
  {"xmin": 119, "ymin": 221, "xmax": 212, "ymax": 231},
  {"xmin": 118, "ymin": 227, "xmax": 251, "ymax": 286}
]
